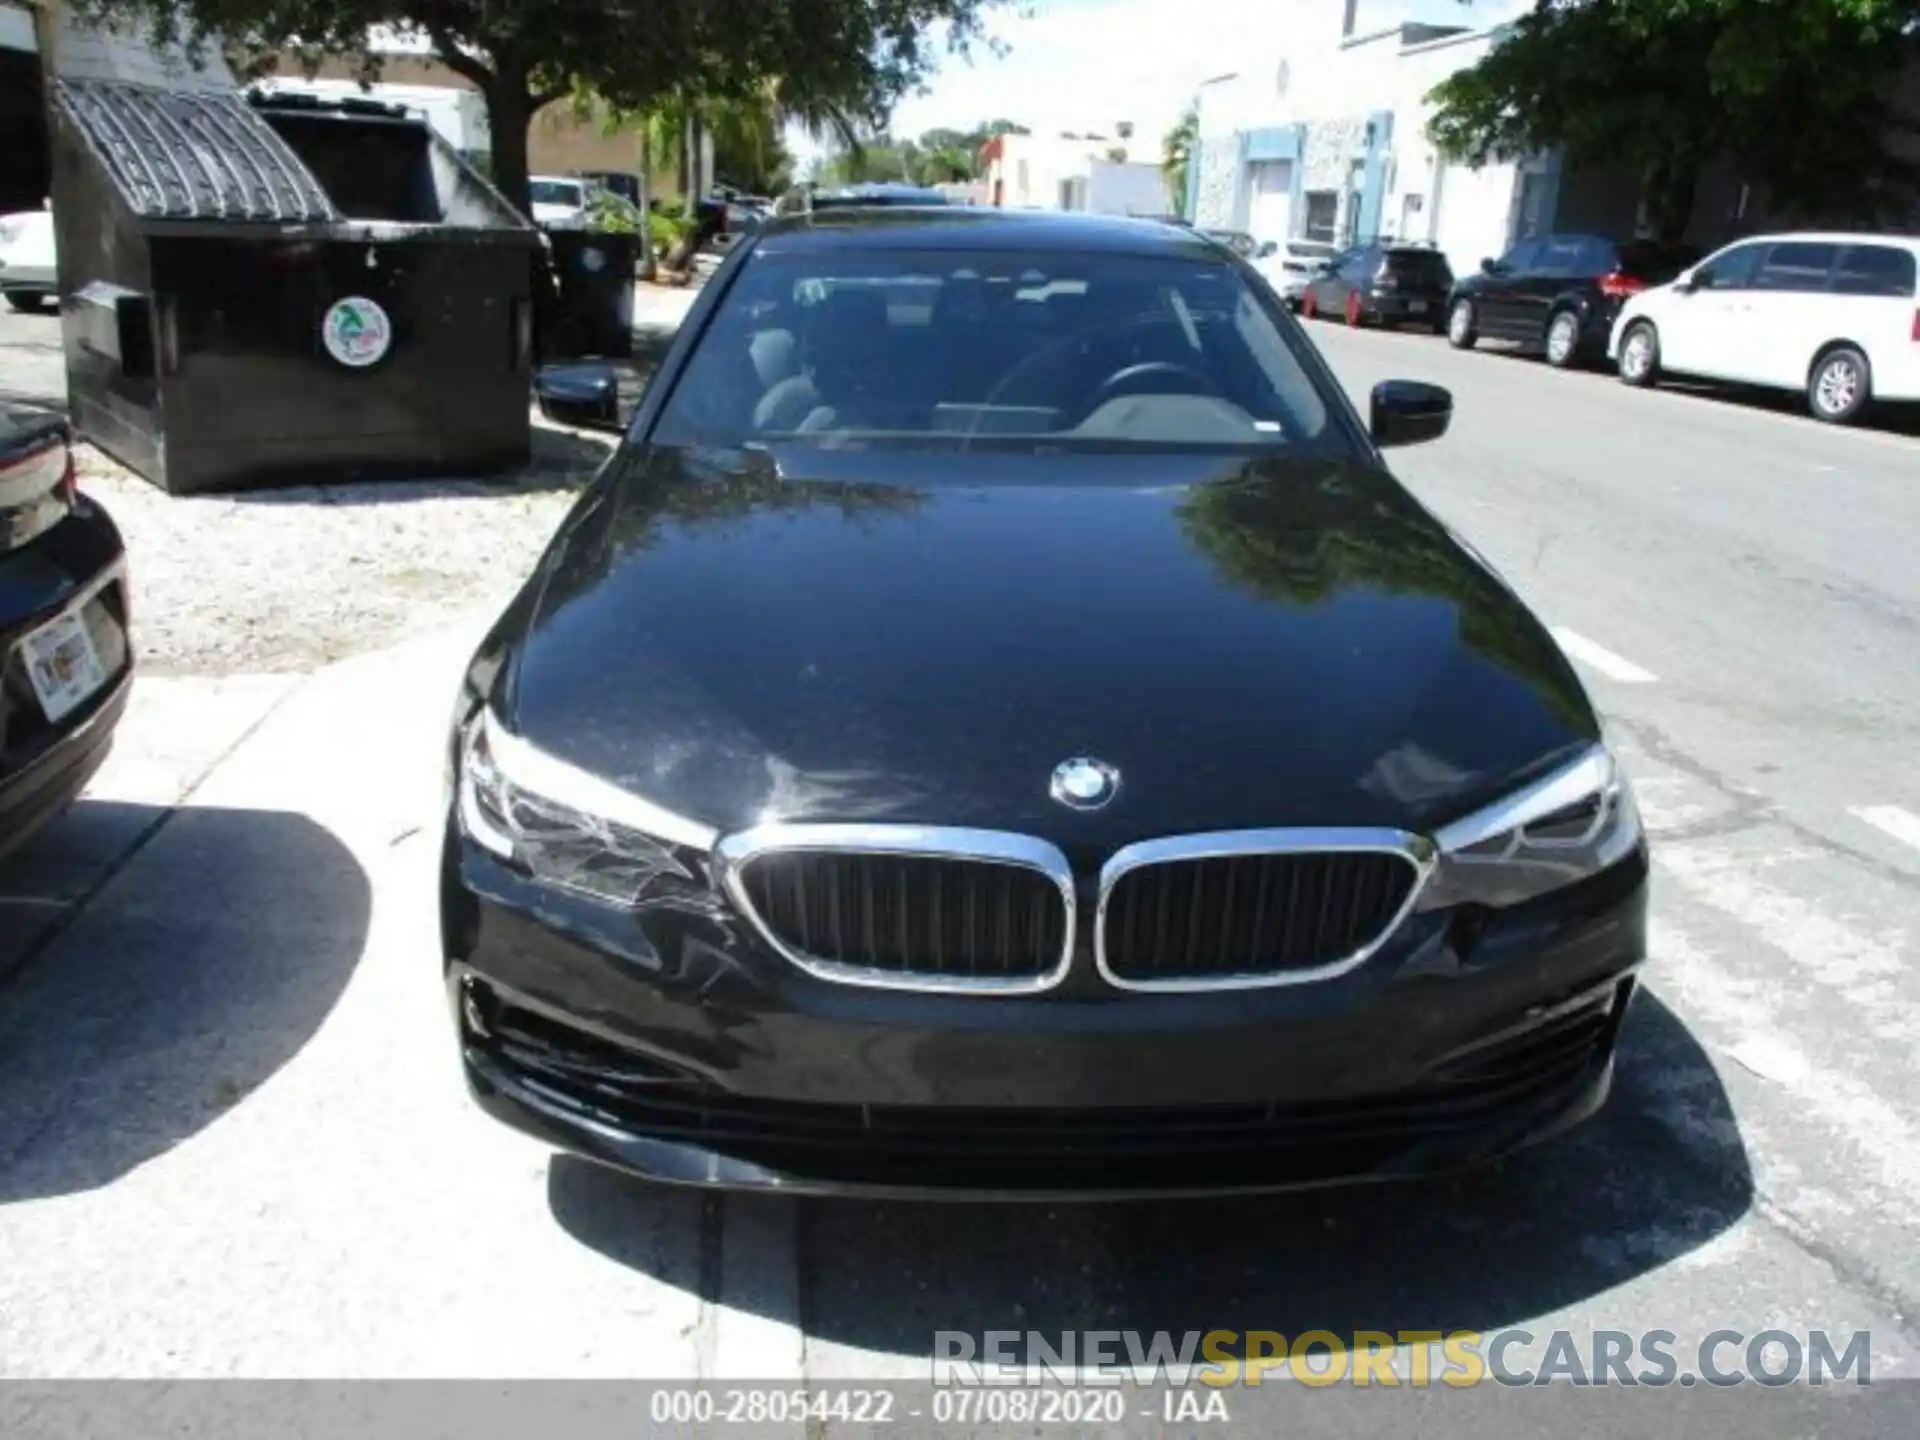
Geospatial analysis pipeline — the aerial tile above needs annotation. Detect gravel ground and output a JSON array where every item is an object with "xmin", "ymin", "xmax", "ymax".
[
  {"xmin": 76, "ymin": 427, "xmax": 612, "ymax": 676},
  {"xmin": 5, "ymin": 298, "xmax": 696, "ymax": 679}
]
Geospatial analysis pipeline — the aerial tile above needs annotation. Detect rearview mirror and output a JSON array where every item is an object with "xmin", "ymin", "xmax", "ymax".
[
  {"xmin": 1370, "ymin": 380, "xmax": 1452, "ymax": 449},
  {"xmin": 534, "ymin": 362, "xmax": 626, "ymax": 433}
]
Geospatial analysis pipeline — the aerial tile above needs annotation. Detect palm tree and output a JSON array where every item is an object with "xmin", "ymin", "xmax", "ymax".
[{"xmin": 1162, "ymin": 104, "xmax": 1199, "ymax": 217}]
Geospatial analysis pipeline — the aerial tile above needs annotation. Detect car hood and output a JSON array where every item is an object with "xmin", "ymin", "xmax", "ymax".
[{"xmin": 500, "ymin": 446, "xmax": 1597, "ymax": 849}]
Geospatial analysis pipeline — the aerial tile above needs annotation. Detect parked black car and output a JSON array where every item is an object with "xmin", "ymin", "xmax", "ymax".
[
  {"xmin": 1445, "ymin": 233, "xmax": 1702, "ymax": 367},
  {"xmin": 1299, "ymin": 242, "xmax": 1454, "ymax": 331},
  {"xmin": 453, "ymin": 209, "xmax": 1648, "ymax": 1199},
  {"xmin": 1, "ymin": 403, "xmax": 132, "ymax": 862}
]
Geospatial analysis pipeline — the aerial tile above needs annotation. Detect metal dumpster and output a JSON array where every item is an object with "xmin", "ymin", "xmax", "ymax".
[
  {"xmin": 538, "ymin": 228, "xmax": 639, "ymax": 361},
  {"xmin": 48, "ymin": 81, "xmax": 540, "ymax": 495}
]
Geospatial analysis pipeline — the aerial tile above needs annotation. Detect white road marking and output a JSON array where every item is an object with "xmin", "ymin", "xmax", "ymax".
[
  {"xmin": 1649, "ymin": 916, "xmax": 1920, "ymax": 1197},
  {"xmin": 1851, "ymin": 804, "xmax": 1920, "ymax": 855},
  {"xmin": 1549, "ymin": 626, "xmax": 1659, "ymax": 684}
]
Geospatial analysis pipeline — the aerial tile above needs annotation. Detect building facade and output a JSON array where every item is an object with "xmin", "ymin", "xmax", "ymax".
[
  {"xmin": 1187, "ymin": 0, "xmax": 1544, "ymax": 273},
  {"xmin": 279, "ymin": 31, "xmax": 693, "ymax": 194},
  {"xmin": 980, "ymin": 132, "xmax": 1171, "ymax": 216},
  {"xmin": 1187, "ymin": 0, "xmax": 1920, "ymax": 270}
]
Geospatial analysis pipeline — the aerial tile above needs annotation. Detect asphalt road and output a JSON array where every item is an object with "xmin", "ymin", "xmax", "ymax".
[{"xmin": 2, "ymin": 305, "xmax": 1918, "ymax": 1427}]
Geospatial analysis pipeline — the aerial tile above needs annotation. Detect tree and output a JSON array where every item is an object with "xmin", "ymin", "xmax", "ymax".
[
  {"xmin": 1162, "ymin": 102, "xmax": 1198, "ymax": 217},
  {"xmin": 1427, "ymin": 0, "xmax": 1920, "ymax": 241},
  {"xmin": 76, "ymin": 0, "xmax": 1008, "ymax": 217},
  {"xmin": 816, "ymin": 118, "xmax": 1027, "ymax": 186}
]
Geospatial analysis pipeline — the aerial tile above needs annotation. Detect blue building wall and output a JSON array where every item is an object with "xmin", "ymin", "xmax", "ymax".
[{"xmin": 1354, "ymin": 110, "xmax": 1394, "ymax": 241}]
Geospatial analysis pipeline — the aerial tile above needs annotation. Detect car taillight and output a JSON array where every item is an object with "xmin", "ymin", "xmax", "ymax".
[
  {"xmin": 1911, "ymin": 308, "xmax": 1920, "ymax": 342},
  {"xmin": 1598, "ymin": 272, "xmax": 1646, "ymax": 299}
]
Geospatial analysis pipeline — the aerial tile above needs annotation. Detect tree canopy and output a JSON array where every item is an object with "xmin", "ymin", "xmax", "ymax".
[
  {"xmin": 78, "ymin": 0, "xmax": 1008, "ymax": 214},
  {"xmin": 1161, "ymin": 102, "xmax": 1197, "ymax": 217},
  {"xmin": 816, "ymin": 117, "xmax": 1030, "ymax": 186},
  {"xmin": 1427, "ymin": 0, "xmax": 1920, "ymax": 240}
]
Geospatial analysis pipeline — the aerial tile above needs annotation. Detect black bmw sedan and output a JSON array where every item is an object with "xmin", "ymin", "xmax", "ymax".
[
  {"xmin": 1, "ymin": 402, "xmax": 132, "ymax": 862},
  {"xmin": 444, "ymin": 208, "xmax": 1648, "ymax": 1199}
]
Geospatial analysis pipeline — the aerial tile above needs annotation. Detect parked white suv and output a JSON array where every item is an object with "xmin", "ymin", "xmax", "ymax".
[
  {"xmin": 1608, "ymin": 232, "xmax": 1920, "ymax": 424},
  {"xmin": 0, "ymin": 207, "xmax": 57, "ymax": 313},
  {"xmin": 528, "ymin": 176, "xmax": 591, "ymax": 230}
]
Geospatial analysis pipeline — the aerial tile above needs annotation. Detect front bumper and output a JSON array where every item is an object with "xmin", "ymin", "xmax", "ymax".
[
  {"xmin": 0, "ymin": 264, "xmax": 56, "ymax": 295},
  {"xmin": 0, "ymin": 503, "xmax": 132, "ymax": 861},
  {"xmin": 1363, "ymin": 292, "xmax": 1448, "ymax": 326},
  {"xmin": 444, "ymin": 826, "xmax": 1648, "ymax": 1199}
]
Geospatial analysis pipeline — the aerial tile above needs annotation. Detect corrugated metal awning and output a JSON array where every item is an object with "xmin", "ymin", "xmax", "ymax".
[{"xmin": 53, "ymin": 78, "xmax": 340, "ymax": 223}]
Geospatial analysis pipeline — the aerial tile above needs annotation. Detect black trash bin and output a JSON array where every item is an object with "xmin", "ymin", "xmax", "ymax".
[
  {"xmin": 537, "ymin": 228, "xmax": 638, "ymax": 361},
  {"xmin": 48, "ymin": 81, "xmax": 540, "ymax": 495}
]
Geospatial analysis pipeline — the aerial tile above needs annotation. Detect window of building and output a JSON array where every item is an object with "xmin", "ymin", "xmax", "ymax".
[{"xmin": 1302, "ymin": 191, "xmax": 1338, "ymax": 243}]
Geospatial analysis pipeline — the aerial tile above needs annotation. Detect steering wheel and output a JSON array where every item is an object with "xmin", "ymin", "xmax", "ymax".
[{"xmin": 1087, "ymin": 360, "xmax": 1223, "ymax": 408}]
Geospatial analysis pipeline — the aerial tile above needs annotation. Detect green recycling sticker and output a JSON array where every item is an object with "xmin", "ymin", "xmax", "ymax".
[{"xmin": 321, "ymin": 296, "xmax": 394, "ymax": 368}]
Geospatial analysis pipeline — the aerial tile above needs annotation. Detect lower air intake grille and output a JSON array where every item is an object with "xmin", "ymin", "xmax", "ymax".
[
  {"xmin": 737, "ymin": 850, "xmax": 1069, "ymax": 988},
  {"xmin": 1101, "ymin": 849, "xmax": 1418, "ymax": 986}
]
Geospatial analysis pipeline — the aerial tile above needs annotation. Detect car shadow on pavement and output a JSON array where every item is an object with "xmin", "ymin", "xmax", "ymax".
[
  {"xmin": 0, "ymin": 800, "xmax": 368, "ymax": 1203},
  {"xmin": 1654, "ymin": 379, "xmax": 1920, "ymax": 438},
  {"xmin": 547, "ymin": 991, "xmax": 1752, "ymax": 1354},
  {"xmin": 1469, "ymin": 344, "xmax": 1920, "ymax": 438}
]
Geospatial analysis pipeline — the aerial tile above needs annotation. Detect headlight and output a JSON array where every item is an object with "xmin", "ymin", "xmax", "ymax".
[
  {"xmin": 1419, "ymin": 744, "xmax": 1643, "ymax": 911},
  {"xmin": 457, "ymin": 708, "xmax": 719, "ymax": 909}
]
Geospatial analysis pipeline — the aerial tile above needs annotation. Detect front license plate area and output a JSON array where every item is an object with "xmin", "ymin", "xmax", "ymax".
[{"xmin": 20, "ymin": 608, "xmax": 108, "ymax": 725}]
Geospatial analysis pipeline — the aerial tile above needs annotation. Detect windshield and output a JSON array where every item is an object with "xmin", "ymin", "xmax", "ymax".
[
  {"xmin": 653, "ymin": 248, "xmax": 1339, "ymax": 453},
  {"xmin": 529, "ymin": 180, "xmax": 584, "ymax": 207}
]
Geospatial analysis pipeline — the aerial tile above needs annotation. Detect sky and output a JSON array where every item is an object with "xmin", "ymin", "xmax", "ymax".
[{"xmin": 790, "ymin": 0, "xmax": 1513, "ymax": 167}]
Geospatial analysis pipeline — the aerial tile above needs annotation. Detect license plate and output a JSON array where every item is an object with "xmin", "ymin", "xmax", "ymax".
[
  {"xmin": 1407, "ymin": 300, "xmax": 1428, "ymax": 314},
  {"xmin": 20, "ymin": 607, "xmax": 108, "ymax": 725}
]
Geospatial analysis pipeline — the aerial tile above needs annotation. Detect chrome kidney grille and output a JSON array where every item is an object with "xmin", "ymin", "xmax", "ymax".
[
  {"xmin": 717, "ymin": 826, "xmax": 1076, "ymax": 994},
  {"xmin": 1096, "ymin": 831, "xmax": 1431, "ymax": 991},
  {"xmin": 717, "ymin": 825, "xmax": 1428, "ymax": 994}
]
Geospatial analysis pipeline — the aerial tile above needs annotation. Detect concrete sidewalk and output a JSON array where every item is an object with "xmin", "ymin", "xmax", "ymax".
[{"xmin": 0, "ymin": 619, "xmax": 714, "ymax": 1376}]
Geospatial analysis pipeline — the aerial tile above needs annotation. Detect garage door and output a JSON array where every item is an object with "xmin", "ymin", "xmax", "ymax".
[{"xmin": 1247, "ymin": 161, "xmax": 1292, "ymax": 246}]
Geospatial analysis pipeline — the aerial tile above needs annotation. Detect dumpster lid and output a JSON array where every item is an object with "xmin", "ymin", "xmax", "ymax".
[
  {"xmin": 248, "ymin": 89, "xmax": 423, "ymax": 126},
  {"xmin": 53, "ymin": 79, "xmax": 341, "ymax": 223}
]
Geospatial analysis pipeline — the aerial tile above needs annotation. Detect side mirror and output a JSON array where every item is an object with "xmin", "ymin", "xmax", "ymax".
[
  {"xmin": 1370, "ymin": 380, "xmax": 1452, "ymax": 450},
  {"xmin": 534, "ymin": 361, "xmax": 626, "ymax": 433},
  {"xmin": 1673, "ymin": 270, "xmax": 1701, "ymax": 293},
  {"xmin": 1255, "ymin": 240, "xmax": 1278, "ymax": 259}
]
